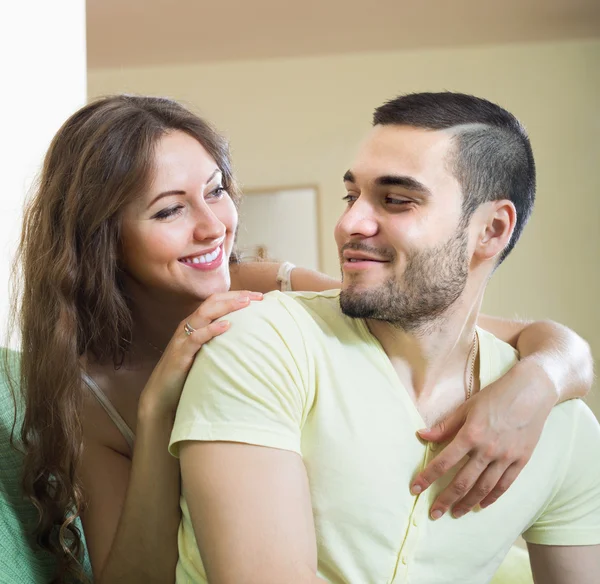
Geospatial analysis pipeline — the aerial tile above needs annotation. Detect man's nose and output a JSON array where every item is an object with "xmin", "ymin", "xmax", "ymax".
[{"xmin": 338, "ymin": 199, "xmax": 379, "ymax": 239}]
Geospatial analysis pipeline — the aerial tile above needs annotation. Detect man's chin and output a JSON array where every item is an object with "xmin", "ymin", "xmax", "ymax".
[
  {"xmin": 340, "ymin": 278, "xmax": 383, "ymax": 295},
  {"xmin": 339, "ymin": 289, "xmax": 377, "ymax": 320}
]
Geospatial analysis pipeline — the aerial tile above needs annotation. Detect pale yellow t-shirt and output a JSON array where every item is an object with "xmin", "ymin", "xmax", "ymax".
[{"xmin": 170, "ymin": 290, "xmax": 600, "ymax": 584}]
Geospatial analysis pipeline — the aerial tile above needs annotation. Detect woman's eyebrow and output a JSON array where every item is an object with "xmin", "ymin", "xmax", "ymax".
[{"xmin": 148, "ymin": 169, "xmax": 222, "ymax": 207}]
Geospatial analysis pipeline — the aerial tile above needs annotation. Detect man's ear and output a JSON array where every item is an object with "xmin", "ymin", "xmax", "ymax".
[{"xmin": 474, "ymin": 200, "xmax": 517, "ymax": 262}]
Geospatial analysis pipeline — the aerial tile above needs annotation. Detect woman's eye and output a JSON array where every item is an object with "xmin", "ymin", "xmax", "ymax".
[
  {"xmin": 342, "ymin": 194, "xmax": 357, "ymax": 205},
  {"xmin": 152, "ymin": 205, "xmax": 184, "ymax": 220},
  {"xmin": 207, "ymin": 186, "xmax": 227, "ymax": 200}
]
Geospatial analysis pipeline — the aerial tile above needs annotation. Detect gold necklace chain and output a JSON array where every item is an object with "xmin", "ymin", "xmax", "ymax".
[{"xmin": 466, "ymin": 330, "xmax": 479, "ymax": 400}]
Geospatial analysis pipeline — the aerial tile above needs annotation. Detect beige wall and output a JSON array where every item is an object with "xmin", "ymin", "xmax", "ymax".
[{"xmin": 89, "ymin": 39, "xmax": 600, "ymax": 407}]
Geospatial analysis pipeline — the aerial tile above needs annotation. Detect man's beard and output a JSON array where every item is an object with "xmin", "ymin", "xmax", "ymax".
[{"xmin": 339, "ymin": 228, "xmax": 470, "ymax": 333}]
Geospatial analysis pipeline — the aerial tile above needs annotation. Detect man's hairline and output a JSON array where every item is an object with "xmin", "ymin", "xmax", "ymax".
[{"xmin": 370, "ymin": 120, "xmax": 492, "ymax": 174}]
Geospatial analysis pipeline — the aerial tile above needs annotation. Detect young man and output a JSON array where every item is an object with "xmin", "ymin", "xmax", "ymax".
[{"xmin": 170, "ymin": 93, "xmax": 600, "ymax": 583}]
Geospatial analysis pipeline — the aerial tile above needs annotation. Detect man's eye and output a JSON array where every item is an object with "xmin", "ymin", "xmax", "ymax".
[
  {"xmin": 342, "ymin": 194, "xmax": 358, "ymax": 204},
  {"xmin": 386, "ymin": 197, "xmax": 411, "ymax": 206},
  {"xmin": 152, "ymin": 205, "xmax": 184, "ymax": 220}
]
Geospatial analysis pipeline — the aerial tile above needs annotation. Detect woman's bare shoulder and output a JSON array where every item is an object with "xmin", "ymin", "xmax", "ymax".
[{"xmin": 80, "ymin": 359, "xmax": 144, "ymax": 457}]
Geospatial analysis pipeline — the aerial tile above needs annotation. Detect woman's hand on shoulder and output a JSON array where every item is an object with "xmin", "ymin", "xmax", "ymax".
[
  {"xmin": 411, "ymin": 360, "xmax": 556, "ymax": 519},
  {"xmin": 139, "ymin": 290, "xmax": 263, "ymax": 418}
]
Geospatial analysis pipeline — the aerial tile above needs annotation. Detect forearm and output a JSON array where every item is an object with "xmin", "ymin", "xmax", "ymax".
[
  {"xmin": 529, "ymin": 544, "xmax": 600, "ymax": 584},
  {"xmin": 229, "ymin": 262, "xmax": 282, "ymax": 293},
  {"xmin": 229, "ymin": 261, "xmax": 340, "ymax": 294},
  {"xmin": 97, "ymin": 410, "xmax": 180, "ymax": 584},
  {"xmin": 515, "ymin": 320, "xmax": 594, "ymax": 402},
  {"xmin": 289, "ymin": 267, "xmax": 340, "ymax": 292}
]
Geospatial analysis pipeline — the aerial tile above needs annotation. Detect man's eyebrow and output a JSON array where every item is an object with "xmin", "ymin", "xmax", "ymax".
[
  {"xmin": 375, "ymin": 175, "xmax": 431, "ymax": 196},
  {"xmin": 148, "ymin": 168, "xmax": 222, "ymax": 207},
  {"xmin": 343, "ymin": 170, "xmax": 431, "ymax": 197}
]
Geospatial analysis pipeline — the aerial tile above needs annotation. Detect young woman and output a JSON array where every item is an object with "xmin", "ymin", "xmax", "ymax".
[{"xmin": 12, "ymin": 95, "xmax": 592, "ymax": 583}]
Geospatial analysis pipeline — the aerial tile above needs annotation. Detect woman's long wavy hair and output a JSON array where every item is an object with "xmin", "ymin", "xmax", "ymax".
[{"xmin": 10, "ymin": 95, "xmax": 240, "ymax": 583}]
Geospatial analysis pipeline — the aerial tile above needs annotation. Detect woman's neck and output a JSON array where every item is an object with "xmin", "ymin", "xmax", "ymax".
[{"xmin": 126, "ymin": 280, "xmax": 204, "ymax": 356}]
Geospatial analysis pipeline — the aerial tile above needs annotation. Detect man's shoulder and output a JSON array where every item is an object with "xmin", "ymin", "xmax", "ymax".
[
  {"xmin": 282, "ymin": 288, "xmax": 342, "ymax": 317},
  {"xmin": 547, "ymin": 397, "xmax": 598, "ymax": 438},
  {"xmin": 224, "ymin": 289, "xmax": 342, "ymax": 325},
  {"xmin": 212, "ymin": 289, "xmax": 343, "ymax": 342},
  {"xmin": 476, "ymin": 327, "xmax": 520, "ymax": 389},
  {"xmin": 476, "ymin": 327, "xmax": 519, "ymax": 360}
]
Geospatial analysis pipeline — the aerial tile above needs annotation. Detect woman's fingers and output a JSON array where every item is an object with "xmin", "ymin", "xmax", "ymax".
[
  {"xmin": 183, "ymin": 319, "xmax": 231, "ymax": 349},
  {"xmin": 412, "ymin": 407, "xmax": 469, "ymax": 495},
  {"xmin": 187, "ymin": 290, "xmax": 263, "ymax": 330},
  {"xmin": 479, "ymin": 463, "xmax": 523, "ymax": 509},
  {"xmin": 411, "ymin": 435, "xmax": 471, "ymax": 496},
  {"xmin": 427, "ymin": 454, "xmax": 490, "ymax": 519},
  {"xmin": 174, "ymin": 290, "xmax": 263, "ymax": 355},
  {"xmin": 417, "ymin": 405, "xmax": 466, "ymax": 444},
  {"xmin": 142, "ymin": 292, "xmax": 262, "ymax": 415},
  {"xmin": 411, "ymin": 351, "xmax": 559, "ymax": 520},
  {"xmin": 450, "ymin": 460, "xmax": 512, "ymax": 517},
  {"xmin": 163, "ymin": 290, "xmax": 262, "ymax": 365}
]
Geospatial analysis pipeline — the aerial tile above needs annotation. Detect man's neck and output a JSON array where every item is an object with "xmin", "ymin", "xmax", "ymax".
[{"xmin": 366, "ymin": 287, "xmax": 484, "ymax": 409}]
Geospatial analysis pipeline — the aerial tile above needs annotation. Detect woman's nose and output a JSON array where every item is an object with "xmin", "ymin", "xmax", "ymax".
[{"xmin": 193, "ymin": 208, "xmax": 226, "ymax": 242}]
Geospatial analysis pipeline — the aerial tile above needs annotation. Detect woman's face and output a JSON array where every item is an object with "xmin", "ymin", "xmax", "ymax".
[{"xmin": 120, "ymin": 130, "xmax": 238, "ymax": 303}]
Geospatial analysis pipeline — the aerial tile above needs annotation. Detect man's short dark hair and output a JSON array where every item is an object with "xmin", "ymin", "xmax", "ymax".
[{"xmin": 373, "ymin": 92, "xmax": 536, "ymax": 264}]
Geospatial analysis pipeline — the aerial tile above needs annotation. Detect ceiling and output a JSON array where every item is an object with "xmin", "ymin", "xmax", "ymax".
[{"xmin": 87, "ymin": 0, "xmax": 600, "ymax": 69}]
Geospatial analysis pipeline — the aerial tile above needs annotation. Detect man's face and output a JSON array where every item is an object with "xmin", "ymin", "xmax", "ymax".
[{"xmin": 334, "ymin": 124, "xmax": 472, "ymax": 331}]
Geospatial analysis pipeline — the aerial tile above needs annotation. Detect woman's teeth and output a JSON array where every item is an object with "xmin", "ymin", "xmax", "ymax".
[{"xmin": 181, "ymin": 247, "xmax": 220, "ymax": 264}]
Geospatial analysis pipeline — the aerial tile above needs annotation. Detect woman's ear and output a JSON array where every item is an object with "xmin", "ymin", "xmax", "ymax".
[{"xmin": 474, "ymin": 200, "xmax": 517, "ymax": 262}]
